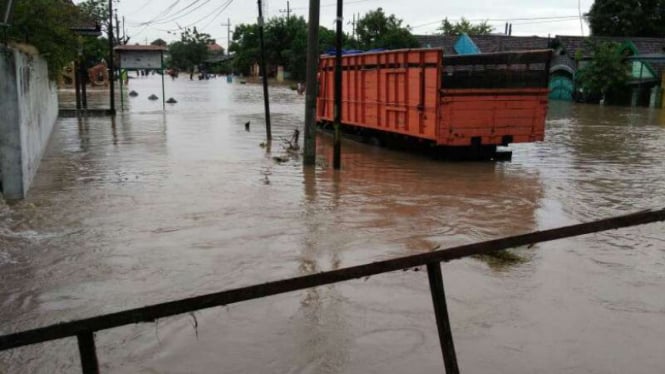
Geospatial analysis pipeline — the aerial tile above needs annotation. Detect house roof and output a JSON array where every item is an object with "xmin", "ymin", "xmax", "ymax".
[
  {"xmin": 114, "ymin": 45, "xmax": 167, "ymax": 52},
  {"xmin": 556, "ymin": 35, "xmax": 665, "ymax": 57},
  {"xmin": 556, "ymin": 35, "xmax": 665, "ymax": 79},
  {"xmin": 208, "ymin": 43, "xmax": 224, "ymax": 52},
  {"xmin": 414, "ymin": 34, "xmax": 551, "ymax": 55}
]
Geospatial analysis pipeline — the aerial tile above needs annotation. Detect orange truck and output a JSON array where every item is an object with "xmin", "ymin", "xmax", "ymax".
[{"xmin": 316, "ymin": 48, "xmax": 551, "ymax": 158}]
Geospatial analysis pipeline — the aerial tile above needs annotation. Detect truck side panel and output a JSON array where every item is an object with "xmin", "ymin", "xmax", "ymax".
[{"xmin": 316, "ymin": 49, "xmax": 441, "ymax": 142}]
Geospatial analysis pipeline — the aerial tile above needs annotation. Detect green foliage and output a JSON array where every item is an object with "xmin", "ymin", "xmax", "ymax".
[
  {"xmin": 587, "ymin": 0, "xmax": 665, "ymax": 37},
  {"xmin": 81, "ymin": 36, "xmax": 108, "ymax": 66},
  {"xmin": 77, "ymin": 0, "xmax": 108, "ymax": 31},
  {"xmin": 229, "ymin": 23, "xmax": 260, "ymax": 76},
  {"xmin": 437, "ymin": 17, "xmax": 494, "ymax": 36},
  {"xmin": 167, "ymin": 27, "xmax": 215, "ymax": 71},
  {"xmin": 227, "ymin": 10, "xmax": 416, "ymax": 80},
  {"xmin": 575, "ymin": 41, "xmax": 630, "ymax": 103},
  {"xmin": 265, "ymin": 17, "xmax": 307, "ymax": 80},
  {"xmin": 7, "ymin": 0, "xmax": 82, "ymax": 79},
  {"xmin": 355, "ymin": 8, "xmax": 419, "ymax": 50},
  {"xmin": 229, "ymin": 17, "xmax": 339, "ymax": 80},
  {"xmin": 151, "ymin": 39, "xmax": 167, "ymax": 47},
  {"xmin": 76, "ymin": 0, "xmax": 110, "ymax": 67}
]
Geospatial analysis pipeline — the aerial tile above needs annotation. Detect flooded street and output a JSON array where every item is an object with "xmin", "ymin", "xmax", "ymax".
[{"xmin": 2, "ymin": 75, "xmax": 665, "ymax": 373}]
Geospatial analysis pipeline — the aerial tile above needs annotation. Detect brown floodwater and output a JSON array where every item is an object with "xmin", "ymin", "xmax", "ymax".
[{"xmin": 2, "ymin": 75, "xmax": 665, "ymax": 373}]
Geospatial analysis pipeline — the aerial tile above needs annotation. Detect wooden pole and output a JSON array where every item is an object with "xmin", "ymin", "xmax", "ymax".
[
  {"xmin": 427, "ymin": 263, "xmax": 460, "ymax": 374},
  {"xmin": 74, "ymin": 61, "xmax": 82, "ymax": 111},
  {"xmin": 333, "ymin": 0, "xmax": 343, "ymax": 169},
  {"xmin": 257, "ymin": 0, "xmax": 272, "ymax": 141},
  {"xmin": 76, "ymin": 332, "xmax": 100, "ymax": 374},
  {"xmin": 161, "ymin": 51, "xmax": 166, "ymax": 111},
  {"xmin": 119, "ymin": 66, "xmax": 124, "ymax": 112},
  {"xmin": 80, "ymin": 62, "xmax": 88, "ymax": 109},
  {"xmin": 303, "ymin": 0, "xmax": 320, "ymax": 165},
  {"xmin": 107, "ymin": 0, "xmax": 115, "ymax": 115}
]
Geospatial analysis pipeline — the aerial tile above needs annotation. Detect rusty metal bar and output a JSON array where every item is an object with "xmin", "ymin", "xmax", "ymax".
[
  {"xmin": 0, "ymin": 208, "xmax": 664, "ymax": 351},
  {"xmin": 76, "ymin": 332, "xmax": 99, "ymax": 374},
  {"xmin": 427, "ymin": 263, "xmax": 460, "ymax": 374}
]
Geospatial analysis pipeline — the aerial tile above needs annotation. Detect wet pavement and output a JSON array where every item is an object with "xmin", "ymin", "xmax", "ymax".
[{"xmin": 2, "ymin": 75, "xmax": 665, "ymax": 373}]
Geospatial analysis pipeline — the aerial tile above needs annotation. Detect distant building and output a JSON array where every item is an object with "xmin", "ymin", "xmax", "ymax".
[
  {"xmin": 415, "ymin": 33, "xmax": 665, "ymax": 106},
  {"xmin": 554, "ymin": 35, "xmax": 665, "ymax": 106},
  {"xmin": 207, "ymin": 43, "xmax": 225, "ymax": 56}
]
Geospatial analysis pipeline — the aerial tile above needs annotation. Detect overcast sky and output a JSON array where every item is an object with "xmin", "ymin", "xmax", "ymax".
[{"xmin": 103, "ymin": 0, "xmax": 595, "ymax": 49}]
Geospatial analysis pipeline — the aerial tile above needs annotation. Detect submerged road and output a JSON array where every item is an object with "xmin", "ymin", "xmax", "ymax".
[{"xmin": 2, "ymin": 75, "xmax": 665, "ymax": 373}]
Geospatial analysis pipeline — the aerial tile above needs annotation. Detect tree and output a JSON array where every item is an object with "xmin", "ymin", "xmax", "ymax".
[
  {"xmin": 587, "ymin": 0, "xmax": 665, "ymax": 37},
  {"xmin": 437, "ymin": 17, "xmax": 493, "ymax": 36},
  {"xmin": 575, "ymin": 41, "xmax": 630, "ymax": 104},
  {"xmin": 7, "ymin": 0, "xmax": 82, "ymax": 78},
  {"xmin": 229, "ymin": 23, "xmax": 260, "ymax": 76},
  {"xmin": 229, "ymin": 17, "xmax": 340, "ymax": 80},
  {"xmin": 76, "ymin": 0, "xmax": 111, "ymax": 67},
  {"xmin": 151, "ymin": 38, "xmax": 167, "ymax": 47},
  {"xmin": 167, "ymin": 27, "xmax": 215, "ymax": 71},
  {"xmin": 355, "ymin": 8, "xmax": 419, "ymax": 50}
]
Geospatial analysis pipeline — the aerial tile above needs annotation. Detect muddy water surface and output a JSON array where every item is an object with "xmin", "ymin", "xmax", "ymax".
[{"xmin": 2, "ymin": 76, "xmax": 665, "ymax": 373}]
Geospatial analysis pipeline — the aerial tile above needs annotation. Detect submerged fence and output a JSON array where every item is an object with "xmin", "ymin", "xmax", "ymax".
[{"xmin": 1, "ymin": 208, "xmax": 665, "ymax": 373}]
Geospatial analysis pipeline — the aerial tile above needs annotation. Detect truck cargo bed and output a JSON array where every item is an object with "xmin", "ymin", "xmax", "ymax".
[{"xmin": 316, "ymin": 48, "xmax": 551, "ymax": 154}]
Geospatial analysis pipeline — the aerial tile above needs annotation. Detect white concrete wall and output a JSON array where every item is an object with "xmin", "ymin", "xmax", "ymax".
[{"xmin": 0, "ymin": 46, "xmax": 58, "ymax": 199}]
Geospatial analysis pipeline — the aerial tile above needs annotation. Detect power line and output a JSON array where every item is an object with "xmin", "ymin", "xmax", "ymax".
[
  {"xmin": 291, "ymin": 0, "xmax": 375, "ymax": 11},
  {"xmin": 135, "ymin": 0, "xmax": 182, "ymax": 26},
  {"xmin": 148, "ymin": 0, "xmax": 214, "ymax": 25},
  {"xmin": 512, "ymin": 18, "xmax": 583, "ymax": 26},
  {"xmin": 411, "ymin": 15, "xmax": 580, "ymax": 29},
  {"xmin": 199, "ymin": 0, "xmax": 235, "ymax": 30},
  {"xmin": 125, "ymin": 0, "xmax": 158, "ymax": 14}
]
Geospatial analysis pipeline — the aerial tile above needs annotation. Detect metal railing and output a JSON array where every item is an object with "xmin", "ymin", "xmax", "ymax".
[{"xmin": 1, "ymin": 208, "xmax": 665, "ymax": 373}]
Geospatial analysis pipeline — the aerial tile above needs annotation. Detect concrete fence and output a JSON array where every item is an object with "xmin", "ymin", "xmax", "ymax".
[{"xmin": 0, "ymin": 45, "xmax": 58, "ymax": 199}]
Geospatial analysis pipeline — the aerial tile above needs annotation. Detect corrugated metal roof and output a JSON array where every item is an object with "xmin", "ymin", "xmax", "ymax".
[{"xmin": 114, "ymin": 45, "xmax": 167, "ymax": 52}]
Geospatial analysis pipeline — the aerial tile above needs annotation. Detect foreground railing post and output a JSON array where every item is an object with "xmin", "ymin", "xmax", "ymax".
[
  {"xmin": 76, "ymin": 332, "xmax": 99, "ymax": 374},
  {"xmin": 427, "ymin": 262, "xmax": 460, "ymax": 374}
]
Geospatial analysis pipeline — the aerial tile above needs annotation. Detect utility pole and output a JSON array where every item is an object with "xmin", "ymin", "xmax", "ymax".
[
  {"xmin": 115, "ymin": 13, "xmax": 120, "ymax": 46},
  {"xmin": 578, "ymin": 0, "xmax": 585, "ymax": 36},
  {"xmin": 351, "ymin": 13, "xmax": 355, "ymax": 42},
  {"xmin": 221, "ymin": 18, "xmax": 232, "ymax": 54},
  {"xmin": 303, "ymin": 0, "xmax": 320, "ymax": 165},
  {"xmin": 279, "ymin": 0, "xmax": 290, "ymax": 19},
  {"xmin": 257, "ymin": 0, "xmax": 272, "ymax": 141},
  {"xmin": 108, "ymin": 0, "xmax": 115, "ymax": 114},
  {"xmin": 333, "ymin": 0, "xmax": 342, "ymax": 169}
]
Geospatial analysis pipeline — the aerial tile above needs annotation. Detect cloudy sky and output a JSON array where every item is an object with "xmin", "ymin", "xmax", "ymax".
[{"xmin": 106, "ymin": 0, "xmax": 595, "ymax": 48}]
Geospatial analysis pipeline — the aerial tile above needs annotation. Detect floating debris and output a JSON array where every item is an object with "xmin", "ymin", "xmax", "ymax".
[
  {"xmin": 128, "ymin": 90, "xmax": 138, "ymax": 97},
  {"xmin": 166, "ymin": 97, "xmax": 177, "ymax": 104},
  {"xmin": 272, "ymin": 156, "xmax": 289, "ymax": 163},
  {"xmin": 148, "ymin": 94, "xmax": 159, "ymax": 100},
  {"xmin": 245, "ymin": 121, "xmax": 250, "ymax": 131}
]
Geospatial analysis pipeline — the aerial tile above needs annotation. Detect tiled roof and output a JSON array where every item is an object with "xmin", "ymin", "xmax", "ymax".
[
  {"xmin": 208, "ymin": 43, "xmax": 224, "ymax": 52},
  {"xmin": 414, "ymin": 35, "xmax": 457, "ymax": 54},
  {"xmin": 114, "ymin": 45, "xmax": 167, "ymax": 52},
  {"xmin": 556, "ymin": 35, "xmax": 665, "ymax": 57},
  {"xmin": 414, "ymin": 34, "xmax": 551, "ymax": 55}
]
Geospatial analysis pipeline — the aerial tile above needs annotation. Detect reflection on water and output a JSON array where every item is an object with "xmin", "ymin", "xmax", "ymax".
[{"xmin": 2, "ymin": 78, "xmax": 665, "ymax": 373}]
